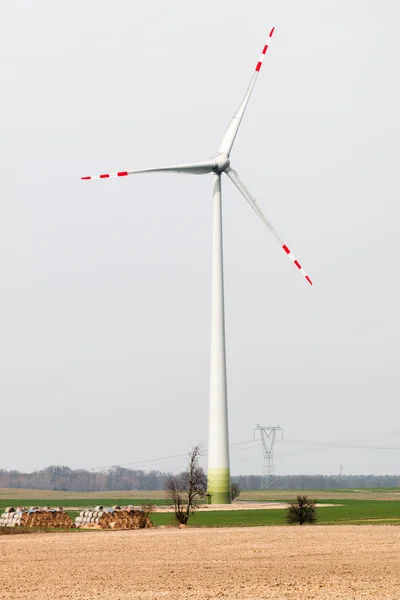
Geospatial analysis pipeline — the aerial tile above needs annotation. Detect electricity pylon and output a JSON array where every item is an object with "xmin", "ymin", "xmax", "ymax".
[{"xmin": 254, "ymin": 425, "xmax": 283, "ymax": 490}]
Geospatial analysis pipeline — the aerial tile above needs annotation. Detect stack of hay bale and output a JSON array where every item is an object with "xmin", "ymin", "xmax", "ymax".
[
  {"xmin": 0, "ymin": 506, "xmax": 73, "ymax": 529},
  {"xmin": 74, "ymin": 505, "xmax": 153, "ymax": 530}
]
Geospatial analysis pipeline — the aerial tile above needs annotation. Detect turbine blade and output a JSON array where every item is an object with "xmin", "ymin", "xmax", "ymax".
[
  {"xmin": 226, "ymin": 167, "xmax": 313, "ymax": 285},
  {"xmin": 81, "ymin": 159, "xmax": 216, "ymax": 180},
  {"xmin": 218, "ymin": 27, "xmax": 275, "ymax": 156}
]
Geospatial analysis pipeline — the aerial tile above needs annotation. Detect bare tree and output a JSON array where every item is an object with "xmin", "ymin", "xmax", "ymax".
[
  {"xmin": 286, "ymin": 495, "xmax": 317, "ymax": 525},
  {"xmin": 231, "ymin": 482, "xmax": 241, "ymax": 502},
  {"xmin": 165, "ymin": 445, "xmax": 207, "ymax": 525}
]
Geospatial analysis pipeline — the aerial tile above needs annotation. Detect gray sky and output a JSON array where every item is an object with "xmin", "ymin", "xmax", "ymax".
[{"xmin": 0, "ymin": 0, "xmax": 397, "ymax": 477}]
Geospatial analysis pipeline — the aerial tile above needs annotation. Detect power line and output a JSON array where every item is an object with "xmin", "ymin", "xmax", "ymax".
[{"xmin": 1, "ymin": 430, "xmax": 399, "ymax": 477}]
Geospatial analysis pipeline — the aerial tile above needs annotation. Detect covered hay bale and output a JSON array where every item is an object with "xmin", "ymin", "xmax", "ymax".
[
  {"xmin": 2, "ymin": 507, "xmax": 73, "ymax": 529},
  {"xmin": 74, "ymin": 506, "xmax": 154, "ymax": 530}
]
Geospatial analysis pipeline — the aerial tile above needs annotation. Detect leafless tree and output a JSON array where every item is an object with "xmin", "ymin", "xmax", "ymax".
[
  {"xmin": 286, "ymin": 495, "xmax": 317, "ymax": 525},
  {"xmin": 165, "ymin": 445, "xmax": 207, "ymax": 525}
]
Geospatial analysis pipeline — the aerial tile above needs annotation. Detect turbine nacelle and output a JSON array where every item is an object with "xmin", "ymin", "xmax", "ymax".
[{"xmin": 212, "ymin": 153, "xmax": 230, "ymax": 174}]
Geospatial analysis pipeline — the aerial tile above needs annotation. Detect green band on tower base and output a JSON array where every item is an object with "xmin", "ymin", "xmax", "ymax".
[{"xmin": 207, "ymin": 468, "xmax": 231, "ymax": 504}]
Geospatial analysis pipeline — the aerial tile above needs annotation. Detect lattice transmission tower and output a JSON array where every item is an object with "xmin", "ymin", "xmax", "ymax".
[{"xmin": 254, "ymin": 425, "xmax": 283, "ymax": 490}]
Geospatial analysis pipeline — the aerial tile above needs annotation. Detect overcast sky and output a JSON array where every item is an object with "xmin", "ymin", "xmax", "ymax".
[{"xmin": 0, "ymin": 1, "xmax": 397, "ymax": 477}]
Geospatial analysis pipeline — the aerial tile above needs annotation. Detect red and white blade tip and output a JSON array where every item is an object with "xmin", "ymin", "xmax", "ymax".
[
  {"xmin": 81, "ymin": 171, "xmax": 128, "ymax": 180},
  {"xmin": 255, "ymin": 26, "xmax": 275, "ymax": 72},
  {"xmin": 282, "ymin": 244, "xmax": 313, "ymax": 285}
]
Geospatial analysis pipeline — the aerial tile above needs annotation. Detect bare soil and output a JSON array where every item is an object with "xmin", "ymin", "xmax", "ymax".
[{"xmin": 1, "ymin": 526, "xmax": 399, "ymax": 599}]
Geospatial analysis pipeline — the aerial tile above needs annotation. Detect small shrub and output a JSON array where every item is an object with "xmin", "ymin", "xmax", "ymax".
[
  {"xmin": 231, "ymin": 482, "xmax": 241, "ymax": 502},
  {"xmin": 286, "ymin": 495, "xmax": 317, "ymax": 525}
]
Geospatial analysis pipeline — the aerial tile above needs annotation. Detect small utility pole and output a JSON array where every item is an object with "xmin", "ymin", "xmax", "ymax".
[
  {"xmin": 254, "ymin": 425, "xmax": 283, "ymax": 490},
  {"xmin": 340, "ymin": 464, "xmax": 343, "ymax": 488}
]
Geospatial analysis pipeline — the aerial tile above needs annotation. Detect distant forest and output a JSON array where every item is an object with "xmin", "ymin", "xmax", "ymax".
[{"xmin": 0, "ymin": 466, "xmax": 399, "ymax": 492}]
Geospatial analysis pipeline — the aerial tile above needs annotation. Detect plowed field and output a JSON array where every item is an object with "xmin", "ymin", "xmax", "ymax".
[{"xmin": 1, "ymin": 525, "xmax": 399, "ymax": 599}]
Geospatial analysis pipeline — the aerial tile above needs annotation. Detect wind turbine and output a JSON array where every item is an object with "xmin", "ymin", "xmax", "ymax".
[{"xmin": 82, "ymin": 27, "xmax": 312, "ymax": 504}]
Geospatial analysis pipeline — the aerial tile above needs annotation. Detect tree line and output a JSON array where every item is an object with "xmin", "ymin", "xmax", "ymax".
[
  {"xmin": 0, "ymin": 465, "xmax": 399, "ymax": 492},
  {"xmin": 0, "ymin": 465, "xmax": 168, "ymax": 492},
  {"xmin": 233, "ymin": 473, "xmax": 400, "ymax": 490}
]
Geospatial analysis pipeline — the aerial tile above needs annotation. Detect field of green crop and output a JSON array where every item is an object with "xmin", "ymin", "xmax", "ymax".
[{"xmin": 150, "ymin": 500, "xmax": 400, "ymax": 527}]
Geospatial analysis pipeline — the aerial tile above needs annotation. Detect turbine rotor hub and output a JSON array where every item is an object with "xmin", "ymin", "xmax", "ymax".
[{"xmin": 213, "ymin": 153, "xmax": 230, "ymax": 174}]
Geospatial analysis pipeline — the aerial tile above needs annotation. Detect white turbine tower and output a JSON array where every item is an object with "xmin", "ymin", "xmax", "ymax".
[{"xmin": 82, "ymin": 28, "xmax": 312, "ymax": 504}]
